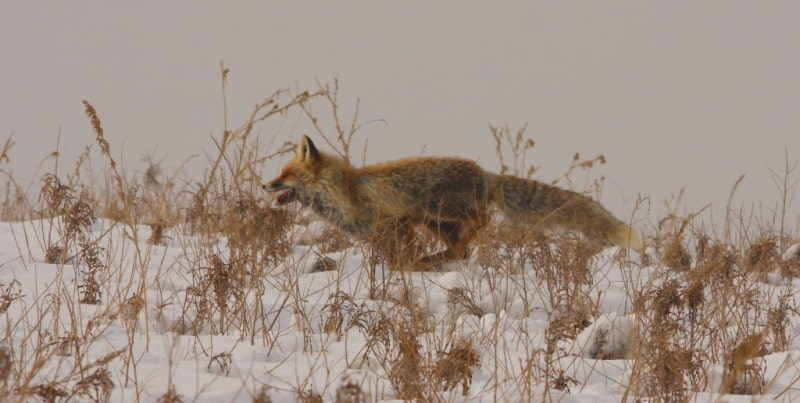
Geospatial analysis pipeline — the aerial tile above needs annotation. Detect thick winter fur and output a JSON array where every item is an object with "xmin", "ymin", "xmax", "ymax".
[{"xmin": 265, "ymin": 135, "xmax": 641, "ymax": 270}]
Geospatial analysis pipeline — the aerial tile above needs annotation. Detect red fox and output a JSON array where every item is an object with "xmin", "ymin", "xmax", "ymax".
[{"xmin": 265, "ymin": 135, "xmax": 641, "ymax": 270}]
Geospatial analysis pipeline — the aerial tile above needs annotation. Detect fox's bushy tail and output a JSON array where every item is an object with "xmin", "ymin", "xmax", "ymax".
[{"xmin": 486, "ymin": 173, "xmax": 642, "ymax": 250}]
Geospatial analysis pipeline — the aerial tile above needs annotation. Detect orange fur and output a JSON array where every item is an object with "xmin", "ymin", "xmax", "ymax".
[{"xmin": 265, "ymin": 136, "xmax": 641, "ymax": 270}]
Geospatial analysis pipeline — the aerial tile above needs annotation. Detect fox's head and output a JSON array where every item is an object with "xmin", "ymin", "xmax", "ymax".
[{"xmin": 263, "ymin": 135, "xmax": 320, "ymax": 205}]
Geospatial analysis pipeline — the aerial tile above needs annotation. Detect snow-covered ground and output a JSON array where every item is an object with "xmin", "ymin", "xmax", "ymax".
[{"xmin": 1, "ymin": 217, "xmax": 799, "ymax": 402}]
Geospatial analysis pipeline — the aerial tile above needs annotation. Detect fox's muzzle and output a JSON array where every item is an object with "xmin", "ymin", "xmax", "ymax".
[{"xmin": 264, "ymin": 180, "xmax": 296, "ymax": 205}]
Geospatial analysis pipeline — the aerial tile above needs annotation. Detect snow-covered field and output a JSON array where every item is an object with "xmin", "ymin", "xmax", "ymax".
[{"xmin": 2, "ymin": 213, "xmax": 800, "ymax": 402}]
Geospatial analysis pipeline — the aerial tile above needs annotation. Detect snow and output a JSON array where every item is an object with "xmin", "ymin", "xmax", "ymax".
[
  {"xmin": 570, "ymin": 313, "xmax": 634, "ymax": 360},
  {"xmin": 784, "ymin": 243, "xmax": 800, "ymax": 262},
  {"xmin": 1, "ymin": 218, "xmax": 799, "ymax": 402}
]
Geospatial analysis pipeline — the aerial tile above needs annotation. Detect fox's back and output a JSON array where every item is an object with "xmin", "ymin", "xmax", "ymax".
[{"xmin": 357, "ymin": 157, "xmax": 489, "ymax": 220}]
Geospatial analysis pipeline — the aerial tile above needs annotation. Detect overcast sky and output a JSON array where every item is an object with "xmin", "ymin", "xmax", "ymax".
[{"xmin": 2, "ymin": 2, "xmax": 799, "ymax": 234}]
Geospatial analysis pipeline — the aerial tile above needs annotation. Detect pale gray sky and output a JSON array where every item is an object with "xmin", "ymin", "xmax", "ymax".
[{"xmin": 2, "ymin": 2, "xmax": 799, "ymax": 233}]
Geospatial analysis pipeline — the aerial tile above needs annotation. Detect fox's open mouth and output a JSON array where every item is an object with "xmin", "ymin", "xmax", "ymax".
[{"xmin": 275, "ymin": 188, "xmax": 295, "ymax": 205}]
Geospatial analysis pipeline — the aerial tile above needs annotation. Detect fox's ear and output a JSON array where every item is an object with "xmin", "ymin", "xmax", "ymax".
[{"xmin": 296, "ymin": 135, "xmax": 319, "ymax": 163}]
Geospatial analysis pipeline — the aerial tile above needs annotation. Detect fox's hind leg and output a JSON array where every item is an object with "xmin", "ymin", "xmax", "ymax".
[
  {"xmin": 421, "ymin": 216, "xmax": 487, "ymax": 269},
  {"xmin": 417, "ymin": 221, "xmax": 459, "ymax": 269}
]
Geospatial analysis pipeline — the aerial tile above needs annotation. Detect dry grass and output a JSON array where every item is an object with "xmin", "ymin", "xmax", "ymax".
[{"xmin": 0, "ymin": 76, "xmax": 798, "ymax": 402}]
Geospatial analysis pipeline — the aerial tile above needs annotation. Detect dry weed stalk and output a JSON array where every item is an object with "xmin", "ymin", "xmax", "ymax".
[
  {"xmin": 253, "ymin": 386, "xmax": 273, "ymax": 403},
  {"xmin": 147, "ymin": 220, "xmax": 169, "ymax": 245},
  {"xmin": 298, "ymin": 388, "xmax": 323, "ymax": 403},
  {"xmin": 299, "ymin": 78, "xmax": 378, "ymax": 163},
  {"xmin": 721, "ymin": 333, "xmax": 765, "ymax": 395},
  {"xmin": 387, "ymin": 321, "xmax": 425, "ymax": 400},
  {"xmin": 433, "ymin": 339, "xmax": 480, "ymax": 396},
  {"xmin": 334, "ymin": 380, "xmax": 370, "ymax": 403},
  {"xmin": 0, "ymin": 344, "xmax": 11, "ymax": 401},
  {"xmin": 0, "ymin": 280, "xmax": 22, "ymax": 314},
  {"xmin": 490, "ymin": 123, "xmax": 537, "ymax": 179},
  {"xmin": 224, "ymin": 193, "xmax": 291, "ymax": 267},
  {"xmin": 745, "ymin": 237, "xmax": 779, "ymax": 276},
  {"xmin": 156, "ymin": 384, "xmax": 184, "ymax": 403},
  {"xmin": 70, "ymin": 367, "xmax": 114, "ymax": 402},
  {"xmin": 322, "ymin": 291, "xmax": 369, "ymax": 339},
  {"xmin": 445, "ymin": 287, "xmax": 484, "ymax": 318},
  {"xmin": 208, "ymin": 352, "xmax": 232, "ymax": 376},
  {"xmin": 535, "ymin": 236, "xmax": 596, "ymax": 342}
]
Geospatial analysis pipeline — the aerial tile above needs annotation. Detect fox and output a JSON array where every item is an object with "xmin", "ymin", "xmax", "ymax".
[{"xmin": 264, "ymin": 135, "xmax": 641, "ymax": 270}]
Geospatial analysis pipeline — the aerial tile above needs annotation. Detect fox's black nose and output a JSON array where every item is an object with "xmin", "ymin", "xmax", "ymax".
[{"xmin": 263, "ymin": 181, "xmax": 282, "ymax": 191}]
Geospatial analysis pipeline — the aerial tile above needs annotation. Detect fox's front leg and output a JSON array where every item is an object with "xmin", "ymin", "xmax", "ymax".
[{"xmin": 371, "ymin": 218, "xmax": 432, "ymax": 271}]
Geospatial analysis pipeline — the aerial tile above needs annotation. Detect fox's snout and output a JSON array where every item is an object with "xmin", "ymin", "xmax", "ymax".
[
  {"xmin": 262, "ymin": 180, "xmax": 282, "ymax": 192},
  {"xmin": 264, "ymin": 177, "xmax": 297, "ymax": 205}
]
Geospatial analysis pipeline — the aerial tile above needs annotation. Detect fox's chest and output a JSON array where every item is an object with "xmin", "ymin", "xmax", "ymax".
[{"xmin": 308, "ymin": 193, "xmax": 372, "ymax": 237}]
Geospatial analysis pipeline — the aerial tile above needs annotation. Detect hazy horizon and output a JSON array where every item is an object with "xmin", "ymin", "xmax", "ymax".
[{"xmin": 2, "ymin": 2, "xmax": 799, "ymax": 233}]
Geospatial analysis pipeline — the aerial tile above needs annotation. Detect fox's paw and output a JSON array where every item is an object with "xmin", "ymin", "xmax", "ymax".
[
  {"xmin": 412, "ymin": 260, "xmax": 440, "ymax": 272},
  {"xmin": 418, "ymin": 250, "xmax": 464, "ymax": 272},
  {"xmin": 390, "ymin": 260, "xmax": 438, "ymax": 272}
]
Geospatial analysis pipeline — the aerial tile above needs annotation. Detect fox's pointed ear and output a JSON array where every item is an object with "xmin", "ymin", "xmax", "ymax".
[{"xmin": 296, "ymin": 135, "xmax": 319, "ymax": 162}]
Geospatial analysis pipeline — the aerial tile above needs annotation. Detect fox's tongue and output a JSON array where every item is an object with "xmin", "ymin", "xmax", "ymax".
[{"xmin": 276, "ymin": 188, "xmax": 295, "ymax": 204}]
